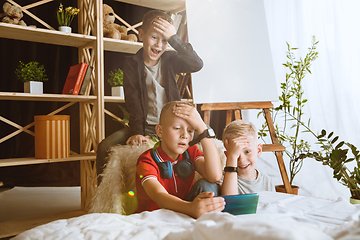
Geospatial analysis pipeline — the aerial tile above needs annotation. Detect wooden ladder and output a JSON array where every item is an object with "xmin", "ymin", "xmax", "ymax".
[{"xmin": 201, "ymin": 101, "xmax": 292, "ymax": 194}]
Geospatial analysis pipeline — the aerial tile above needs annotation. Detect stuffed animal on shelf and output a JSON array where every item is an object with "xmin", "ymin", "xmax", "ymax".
[
  {"xmin": 2, "ymin": 2, "xmax": 26, "ymax": 26},
  {"xmin": 103, "ymin": 4, "xmax": 137, "ymax": 42}
]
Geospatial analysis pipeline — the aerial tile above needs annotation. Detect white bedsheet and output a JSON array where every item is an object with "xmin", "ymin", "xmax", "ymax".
[{"xmin": 13, "ymin": 192, "xmax": 360, "ymax": 240}]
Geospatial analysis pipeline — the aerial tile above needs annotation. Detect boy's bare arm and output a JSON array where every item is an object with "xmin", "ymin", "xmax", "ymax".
[
  {"xmin": 173, "ymin": 103, "xmax": 222, "ymax": 182},
  {"xmin": 195, "ymin": 137, "xmax": 222, "ymax": 182},
  {"xmin": 143, "ymin": 179, "xmax": 225, "ymax": 218},
  {"xmin": 221, "ymin": 137, "xmax": 250, "ymax": 195}
]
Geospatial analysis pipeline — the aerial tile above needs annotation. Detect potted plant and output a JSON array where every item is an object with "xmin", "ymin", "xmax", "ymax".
[
  {"xmin": 297, "ymin": 130, "xmax": 360, "ymax": 204},
  {"xmin": 258, "ymin": 36, "xmax": 319, "ymax": 194},
  {"xmin": 56, "ymin": 3, "xmax": 80, "ymax": 33},
  {"xmin": 15, "ymin": 61, "xmax": 48, "ymax": 94},
  {"xmin": 108, "ymin": 68, "xmax": 124, "ymax": 97}
]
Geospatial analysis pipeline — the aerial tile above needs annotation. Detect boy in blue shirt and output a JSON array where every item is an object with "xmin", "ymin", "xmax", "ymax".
[{"xmin": 96, "ymin": 10, "xmax": 203, "ymax": 184}]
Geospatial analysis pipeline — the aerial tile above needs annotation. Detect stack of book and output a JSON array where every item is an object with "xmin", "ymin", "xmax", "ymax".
[{"xmin": 62, "ymin": 62, "xmax": 93, "ymax": 95}]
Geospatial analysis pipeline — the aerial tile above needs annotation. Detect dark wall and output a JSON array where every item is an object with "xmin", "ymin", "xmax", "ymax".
[{"xmin": 0, "ymin": 0, "xmax": 149, "ymax": 186}]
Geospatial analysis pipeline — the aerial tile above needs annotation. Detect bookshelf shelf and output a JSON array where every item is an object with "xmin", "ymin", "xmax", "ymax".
[
  {"xmin": 0, "ymin": 92, "xmax": 96, "ymax": 102},
  {"xmin": 114, "ymin": 0, "xmax": 185, "ymax": 12},
  {"xmin": 0, "ymin": 154, "xmax": 96, "ymax": 168},
  {"xmin": 0, "ymin": 23, "xmax": 143, "ymax": 54},
  {"xmin": 104, "ymin": 96, "xmax": 125, "ymax": 103},
  {"xmin": 0, "ymin": 23, "xmax": 95, "ymax": 48},
  {"xmin": 104, "ymin": 37, "xmax": 142, "ymax": 53}
]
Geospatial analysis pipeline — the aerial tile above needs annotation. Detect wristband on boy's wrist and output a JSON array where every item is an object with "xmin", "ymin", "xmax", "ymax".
[
  {"xmin": 189, "ymin": 128, "xmax": 215, "ymax": 146},
  {"xmin": 224, "ymin": 166, "xmax": 239, "ymax": 173}
]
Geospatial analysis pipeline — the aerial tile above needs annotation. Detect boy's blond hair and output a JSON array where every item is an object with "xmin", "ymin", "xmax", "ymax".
[
  {"xmin": 159, "ymin": 101, "xmax": 194, "ymax": 125},
  {"xmin": 222, "ymin": 119, "xmax": 258, "ymax": 142},
  {"xmin": 142, "ymin": 10, "xmax": 174, "ymax": 34}
]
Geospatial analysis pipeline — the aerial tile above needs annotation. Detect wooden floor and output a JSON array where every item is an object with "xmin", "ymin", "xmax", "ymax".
[{"xmin": 0, "ymin": 186, "xmax": 86, "ymax": 238}]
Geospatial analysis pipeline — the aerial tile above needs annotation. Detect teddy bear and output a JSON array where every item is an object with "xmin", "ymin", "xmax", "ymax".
[
  {"xmin": 103, "ymin": 4, "xmax": 137, "ymax": 42},
  {"xmin": 2, "ymin": 2, "xmax": 27, "ymax": 26}
]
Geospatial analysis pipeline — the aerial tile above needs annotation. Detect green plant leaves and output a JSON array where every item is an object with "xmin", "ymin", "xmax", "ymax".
[
  {"xmin": 108, "ymin": 68, "xmax": 124, "ymax": 87},
  {"xmin": 256, "ymin": 36, "xmax": 319, "ymax": 185},
  {"xmin": 57, "ymin": 4, "xmax": 80, "ymax": 27},
  {"xmin": 331, "ymin": 136, "xmax": 339, "ymax": 144},
  {"xmin": 15, "ymin": 61, "xmax": 48, "ymax": 82},
  {"xmin": 257, "ymin": 36, "xmax": 360, "ymax": 192}
]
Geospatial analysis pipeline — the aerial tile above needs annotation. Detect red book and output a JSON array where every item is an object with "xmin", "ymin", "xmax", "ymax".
[{"xmin": 62, "ymin": 63, "xmax": 89, "ymax": 95}]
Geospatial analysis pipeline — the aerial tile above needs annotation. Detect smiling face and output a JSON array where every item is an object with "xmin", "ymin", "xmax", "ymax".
[
  {"xmin": 139, "ymin": 28, "xmax": 168, "ymax": 67},
  {"xmin": 222, "ymin": 120, "xmax": 262, "ymax": 180},
  {"xmin": 230, "ymin": 136, "xmax": 262, "ymax": 180},
  {"xmin": 139, "ymin": 10, "xmax": 173, "ymax": 67},
  {"xmin": 156, "ymin": 103, "xmax": 195, "ymax": 160}
]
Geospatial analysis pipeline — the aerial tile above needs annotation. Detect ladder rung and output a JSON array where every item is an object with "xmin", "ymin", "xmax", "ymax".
[{"xmin": 262, "ymin": 144, "xmax": 285, "ymax": 152}]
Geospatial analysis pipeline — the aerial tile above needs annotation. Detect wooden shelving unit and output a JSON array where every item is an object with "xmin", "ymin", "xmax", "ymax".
[{"xmin": 0, "ymin": 0, "xmax": 185, "ymax": 237}]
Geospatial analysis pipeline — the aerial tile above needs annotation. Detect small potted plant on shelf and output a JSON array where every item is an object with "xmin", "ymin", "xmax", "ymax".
[
  {"xmin": 15, "ymin": 61, "xmax": 48, "ymax": 94},
  {"xmin": 108, "ymin": 68, "xmax": 124, "ymax": 97},
  {"xmin": 258, "ymin": 36, "xmax": 319, "ymax": 194},
  {"xmin": 56, "ymin": 3, "xmax": 80, "ymax": 33}
]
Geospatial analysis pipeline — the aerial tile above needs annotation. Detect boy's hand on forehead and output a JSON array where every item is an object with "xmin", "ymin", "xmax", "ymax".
[
  {"xmin": 152, "ymin": 17, "xmax": 176, "ymax": 41},
  {"xmin": 225, "ymin": 137, "xmax": 251, "ymax": 159},
  {"xmin": 173, "ymin": 103, "xmax": 207, "ymax": 133}
]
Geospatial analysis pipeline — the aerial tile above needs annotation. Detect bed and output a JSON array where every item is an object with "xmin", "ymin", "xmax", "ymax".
[
  {"xmin": 11, "ymin": 141, "xmax": 360, "ymax": 240},
  {"xmin": 12, "ymin": 191, "xmax": 360, "ymax": 240}
]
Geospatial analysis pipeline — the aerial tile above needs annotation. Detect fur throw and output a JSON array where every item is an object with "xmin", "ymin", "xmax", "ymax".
[{"xmin": 89, "ymin": 139, "xmax": 226, "ymax": 214}]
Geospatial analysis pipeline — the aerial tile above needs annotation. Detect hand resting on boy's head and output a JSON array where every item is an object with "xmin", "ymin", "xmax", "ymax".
[
  {"xmin": 172, "ymin": 103, "xmax": 207, "ymax": 134},
  {"xmin": 152, "ymin": 17, "xmax": 177, "ymax": 41},
  {"xmin": 224, "ymin": 137, "xmax": 251, "ymax": 164}
]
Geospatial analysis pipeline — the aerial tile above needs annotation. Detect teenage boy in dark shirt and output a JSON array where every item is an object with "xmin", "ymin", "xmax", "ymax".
[{"xmin": 96, "ymin": 10, "xmax": 203, "ymax": 184}]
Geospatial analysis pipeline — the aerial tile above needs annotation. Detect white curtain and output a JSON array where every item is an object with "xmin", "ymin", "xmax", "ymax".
[{"xmin": 245, "ymin": 0, "xmax": 360, "ymax": 200}]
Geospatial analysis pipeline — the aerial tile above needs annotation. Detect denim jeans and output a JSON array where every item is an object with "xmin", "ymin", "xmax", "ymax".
[{"xmin": 184, "ymin": 178, "xmax": 220, "ymax": 201}]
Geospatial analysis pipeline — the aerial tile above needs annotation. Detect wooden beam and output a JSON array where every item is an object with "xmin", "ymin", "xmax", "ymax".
[{"xmin": 201, "ymin": 101, "xmax": 274, "ymax": 111}]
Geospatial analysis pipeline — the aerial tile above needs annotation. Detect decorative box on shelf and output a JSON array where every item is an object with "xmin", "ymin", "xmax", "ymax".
[{"xmin": 34, "ymin": 115, "xmax": 70, "ymax": 159}]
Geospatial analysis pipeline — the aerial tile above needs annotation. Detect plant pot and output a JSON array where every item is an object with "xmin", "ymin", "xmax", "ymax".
[
  {"xmin": 24, "ymin": 81, "xmax": 43, "ymax": 94},
  {"xmin": 350, "ymin": 189, "xmax": 360, "ymax": 204},
  {"xmin": 350, "ymin": 197, "xmax": 360, "ymax": 205},
  {"xmin": 275, "ymin": 185, "xmax": 299, "ymax": 195},
  {"xmin": 59, "ymin": 26, "xmax": 71, "ymax": 33},
  {"xmin": 111, "ymin": 86, "xmax": 124, "ymax": 97}
]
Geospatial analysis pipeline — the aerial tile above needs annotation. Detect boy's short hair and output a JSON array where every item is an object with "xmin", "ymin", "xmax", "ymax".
[
  {"xmin": 159, "ymin": 101, "xmax": 194, "ymax": 125},
  {"xmin": 142, "ymin": 10, "xmax": 174, "ymax": 34},
  {"xmin": 222, "ymin": 119, "xmax": 258, "ymax": 142}
]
